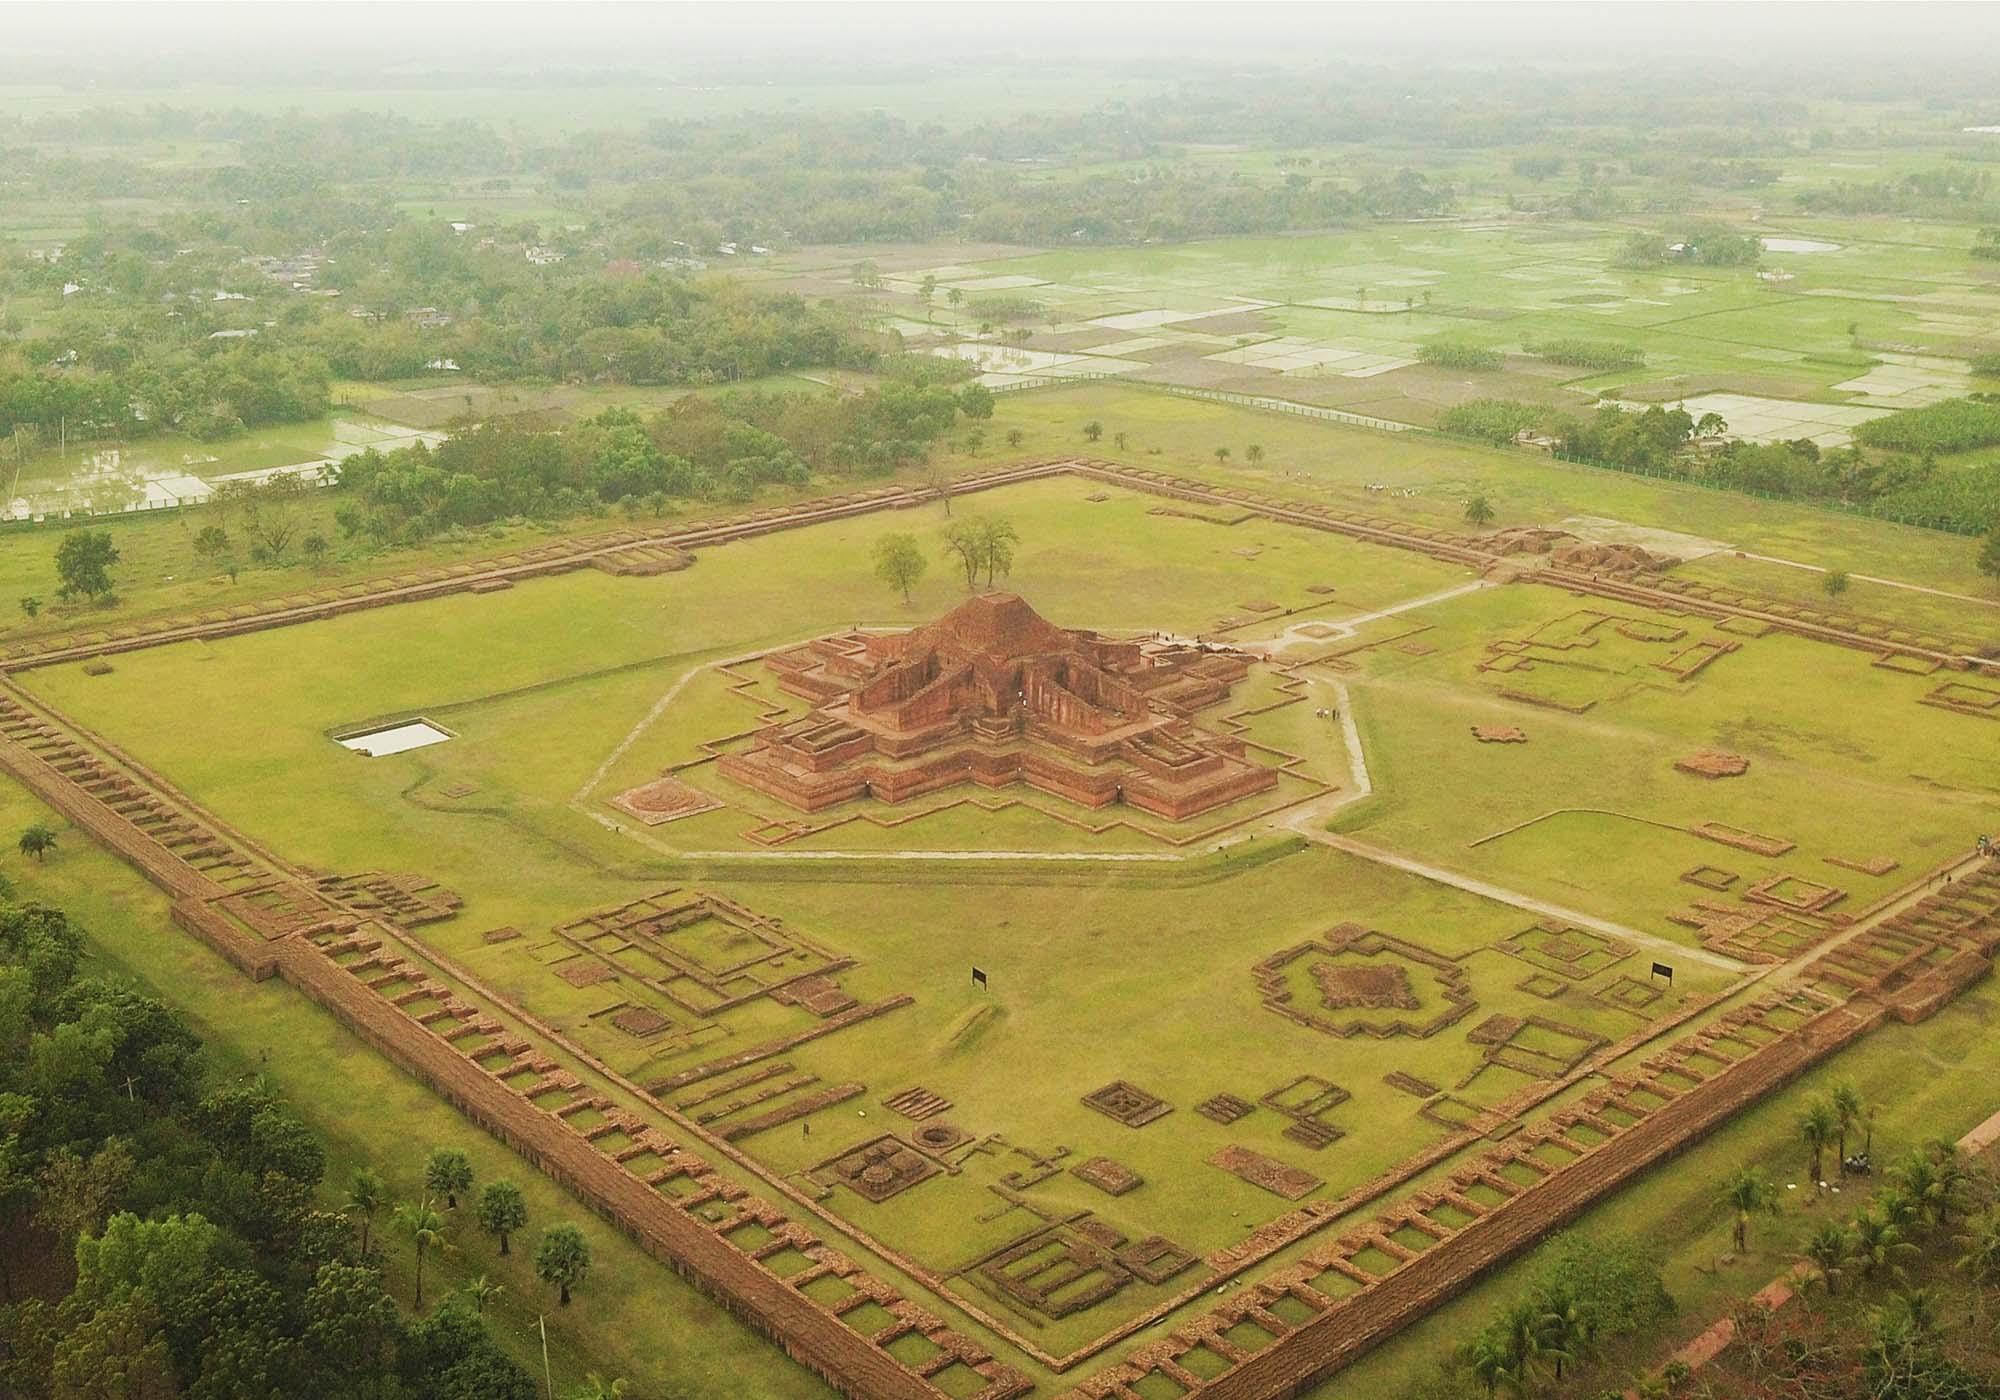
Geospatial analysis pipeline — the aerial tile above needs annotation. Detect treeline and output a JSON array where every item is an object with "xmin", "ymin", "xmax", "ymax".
[
  {"xmin": 1797, "ymin": 166, "xmax": 1999, "ymax": 220},
  {"xmin": 0, "ymin": 896, "xmax": 545, "ymax": 1400},
  {"xmin": 1439, "ymin": 396, "xmax": 2000, "ymax": 532},
  {"xmin": 0, "ymin": 343, "xmax": 330, "ymax": 443},
  {"xmin": 306, "ymin": 272, "xmax": 870, "ymax": 387},
  {"xmin": 1852, "ymin": 396, "xmax": 2000, "ymax": 454},
  {"xmin": 1617, "ymin": 225, "xmax": 1763, "ymax": 267},
  {"xmin": 1522, "ymin": 338, "xmax": 1647, "ymax": 372},
  {"xmin": 1418, "ymin": 341, "xmax": 1503, "ymax": 372},
  {"xmin": 333, "ymin": 375, "xmax": 991, "ymax": 541}
]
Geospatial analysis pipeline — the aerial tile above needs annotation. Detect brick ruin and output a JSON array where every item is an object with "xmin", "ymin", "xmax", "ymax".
[
  {"xmin": 717, "ymin": 593, "xmax": 1278, "ymax": 821},
  {"xmin": 6, "ymin": 459, "xmax": 1998, "ymax": 1400}
]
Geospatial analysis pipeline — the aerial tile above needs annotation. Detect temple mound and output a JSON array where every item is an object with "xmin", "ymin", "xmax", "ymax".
[{"xmin": 717, "ymin": 593, "xmax": 1279, "ymax": 820}]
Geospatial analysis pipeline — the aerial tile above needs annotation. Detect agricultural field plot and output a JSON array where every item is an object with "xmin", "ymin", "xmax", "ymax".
[
  {"xmin": 2, "ymin": 411, "xmax": 438, "ymax": 518},
  {"xmin": 869, "ymin": 219, "xmax": 2000, "ymax": 434},
  {"xmin": 12, "ymin": 464, "xmax": 1998, "ymax": 1396}
]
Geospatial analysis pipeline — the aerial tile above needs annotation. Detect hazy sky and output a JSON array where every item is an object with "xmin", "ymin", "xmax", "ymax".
[{"xmin": 2, "ymin": 2, "xmax": 1996, "ymax": 81}]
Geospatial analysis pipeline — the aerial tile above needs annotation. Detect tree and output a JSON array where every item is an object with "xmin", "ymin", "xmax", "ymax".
[
  {"xmin": 1214, "ymin": 446, "xmax": 1231, "ymax": 465},
  {"xmin": 1112, "ymin": 432, "xmax": 1127, "ymax": 451},
  {"xmin": 54, "ymin": 530, "xmax": 120, "ymax": 602},
  {"xmin": 941, "ymin": 520, "xmax": 983, "ymax": 589},
  {"xmin": 475, "ymin": 1180, "xmax": 527, "ymax": 1257},
  {"xmin": 1822, "ymin": 568, "xmax": 1850, "ymax": 598},
  {"xmin": 37, "ymin": 1140, "xmax": 135, "ymax": 1245},
  {"xmin": 194, "ymin": 524, "xmax": 230, "ymax": 559},
  {"xmin": 1850, "ymin": 1205, "xmax": 1917, "ymax": 1282},
  {"xmin": 346, "ymin": 1169, "xmax": 384, "ymax": 1257},
  {"xmin": 1535, "ymin": 1282, "xmax": 1594, "ymax": 1380},
  {"xmin": 534, "ymin": 1223, "xmax": 591, "ymax": 1306},
  {"xmin": 1800, "ymin": 1099, "xmax": 1837, "ymax": 1186},
  {"xmin": 1893, "ymin": 1140, "xmax": 1971, "ymax": 1230},
  {"xmin": 1245, "ymin": 444, "xmax": 1264, "ymax": 466},
  {"xmin": 1832, "ymin": 1083, "xmax": 1863, "ymax": 1167},
  {"xmin": 1005, "ymin": 429, "xmax": 1023, "ymax": 448},
  {"xmin": 1980, "ymin": 524, "xmax": 2000, "ymax": 587},
  {"xmin": 1082, "ymin": 421, "xmax": 1102, "ymax": 443},
  {"xmin": 19, "ymin": 596, "xmax": 41, "ymax": 619},
  {"xmin": 946, "ymin": 287, "xmax": 964, "ymax": 317},
  {"xmin": 975, "ymin": 517, "xmax": 1019, "ymax": 586},
  {"xmin": 1464, "ymin": 494, "xmax": 1496, "ymax": 526},
  {"xmin": 304, "ymin": 1261, "xmax": 402, "ymax": 1399},
  {"xmin": 1695, "ymin": 411, "xmax": 1729, "ymax": 438},
  {"xmin": 18, "ymin": 824, "xmax": 57, "ymax": 862},
  {"xmin": 424, "ymin": 1147, "xmax": 473, "ymax": 1209},
  {"xmin": 569, "ymin": 1375, "xmax": 628, "ymax": 1400},
  {"xmin": 462, "ymin": 1274, "xmax": 502, "ymax": 1314},
  {"xmin": 1956, "ymin": 1209, "xmax": 2000, "ymax": 1289},
  {"xmin": 1803, "ymin": 1220, "xmax": 1852, "ymax": 1295},
  {"xmin": 917, "ymin": 274, "xmax": 937, "ymax": 320},
  {"xmin": 1720, "ymin": 1166, "xmax": 1778, "ymax": 1253},
  {"xmin": 302, "ymin": 532, "xmax": 330, "ymax": 565},
  {"xmin": 872, "ymin": 532, "xmax": 927, "ymax": 605},
  {"xmin": 50, "ymin": 1291, "xmax": 176, "ymax": 1400},
  {"xmin": 393, "ymin": 1198, "xmax": 448, "ymax": 1308}
]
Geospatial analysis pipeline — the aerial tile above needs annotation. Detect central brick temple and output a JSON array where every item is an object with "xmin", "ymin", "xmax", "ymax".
[{"xmin": 718, "ymin": 593, "xmax": 1279, "ymax": 819}]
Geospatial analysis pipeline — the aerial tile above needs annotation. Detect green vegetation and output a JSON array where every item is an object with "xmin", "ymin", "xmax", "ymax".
[
  {"xmin": 1852, "ymin": 396, "xmax": 2000, "ymax": 454},
  {"xmin": 1617, "ymin": 225, "xmax": 1762, "ymax": 266},
  {"xmin": 1521, "ymin": 337, "xmax": 1646, "ymax": 372},
  {"xmin": 1418, "ymin": 340, "xmax": 1503, "ymax": 372},
  {"xmin": 0, "ymin": 896, "xmax": 542, "ymax": 1400}
]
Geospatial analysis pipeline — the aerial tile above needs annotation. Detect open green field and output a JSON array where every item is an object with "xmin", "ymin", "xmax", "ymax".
[
  {"xmin": 20, "ymin": 448, "xmax": 1997, "ymax": 1390},
  {"xmin": 839, "ymin": 221, "xmax": 2000, "ymax": 436}
]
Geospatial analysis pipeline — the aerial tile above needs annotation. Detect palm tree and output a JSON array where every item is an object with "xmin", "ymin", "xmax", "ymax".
[
  {"xmin": 1721, "ymin": 1167, "xmax": 1779, "ymax": 1253},
  {"xmin": 17, "ymin": 824, "xmax": 57, "ymax": 862},
  {"xmin": 1803, "ymin": 1221, "xmax": 1851, "ymax": 1296},
  {"xmin": 1849, "ymin": 1207, "xmax": 1918, "ymax": 1283},
  {"xmin": 1888, "ymin": 1151, "xmax": 1953, "ymax": 1235},
  {"xmin": 1879, "ymin": 1287, "xmax": 1942, "ymax": 1341},
  {"xmin": 1922, "ymin": 1140, "xmax": 1972, "ymax": 1228},
  {"xmin": 1082, "ymin": 421, "xmax": 1102, "ymax": 443},
  {"xmin": 476, "ymin": 1179, "xmax": 528, "ymax": 1256},
  {"xmin": 1956, "ymin": 1210, "xmax": 2000, "ymax": 1287},
  {"xmin": 424, "ymin": 1147, "xmax": 473, "ymax": 1209},
  {"xmin": 393, "ymin": 1198, "xmax": 449, "ymax": 1309},
  {"xmin": 1245, "ymin": 444, "xmax": 1265, "ymax": 466},
  {"xmin": 1463, "ymin": 1304, "xmax": 1539, "ymax": 1398},
  {"xmin": 1831, "ymin": 1084, "xmax": 1863, "ymax": 1168},
  {"xmin": 1113, "ymin": 432, "xmax": 1127, "ymax": 451},
  {"xmin": 1800, "ymin": 1100, "xmax": 1837, "ymax": 1187},
  {"xmin": 535, "ymin": 1222, "xmax": 592, "ymax": 1306},
  {"xmin": 1956, "ymin": 1210, "xmax": 2000, "ymax": 1326},
  {"xmin": 568, "ymin": 1376, "xmax": 629, "ymax": 1400},
  {"xmin": 1536, "ymin": 1283, "xmax": 1594, "ymax": 1380},
  {"xmin": 1463, "ymin": 1329, "xmax": 1518, "ymax": 1399},
  {"xmin": 1464, "ymin": 494, "xmax": 1495, "ymax": 527},
  {"xmin": 346, "ymin": 1169, "xmax": 384, "ymax": 1257},
  {"xmin": 463, "ymin": 1274, "xmax": 502, "ymax": 1315}
]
